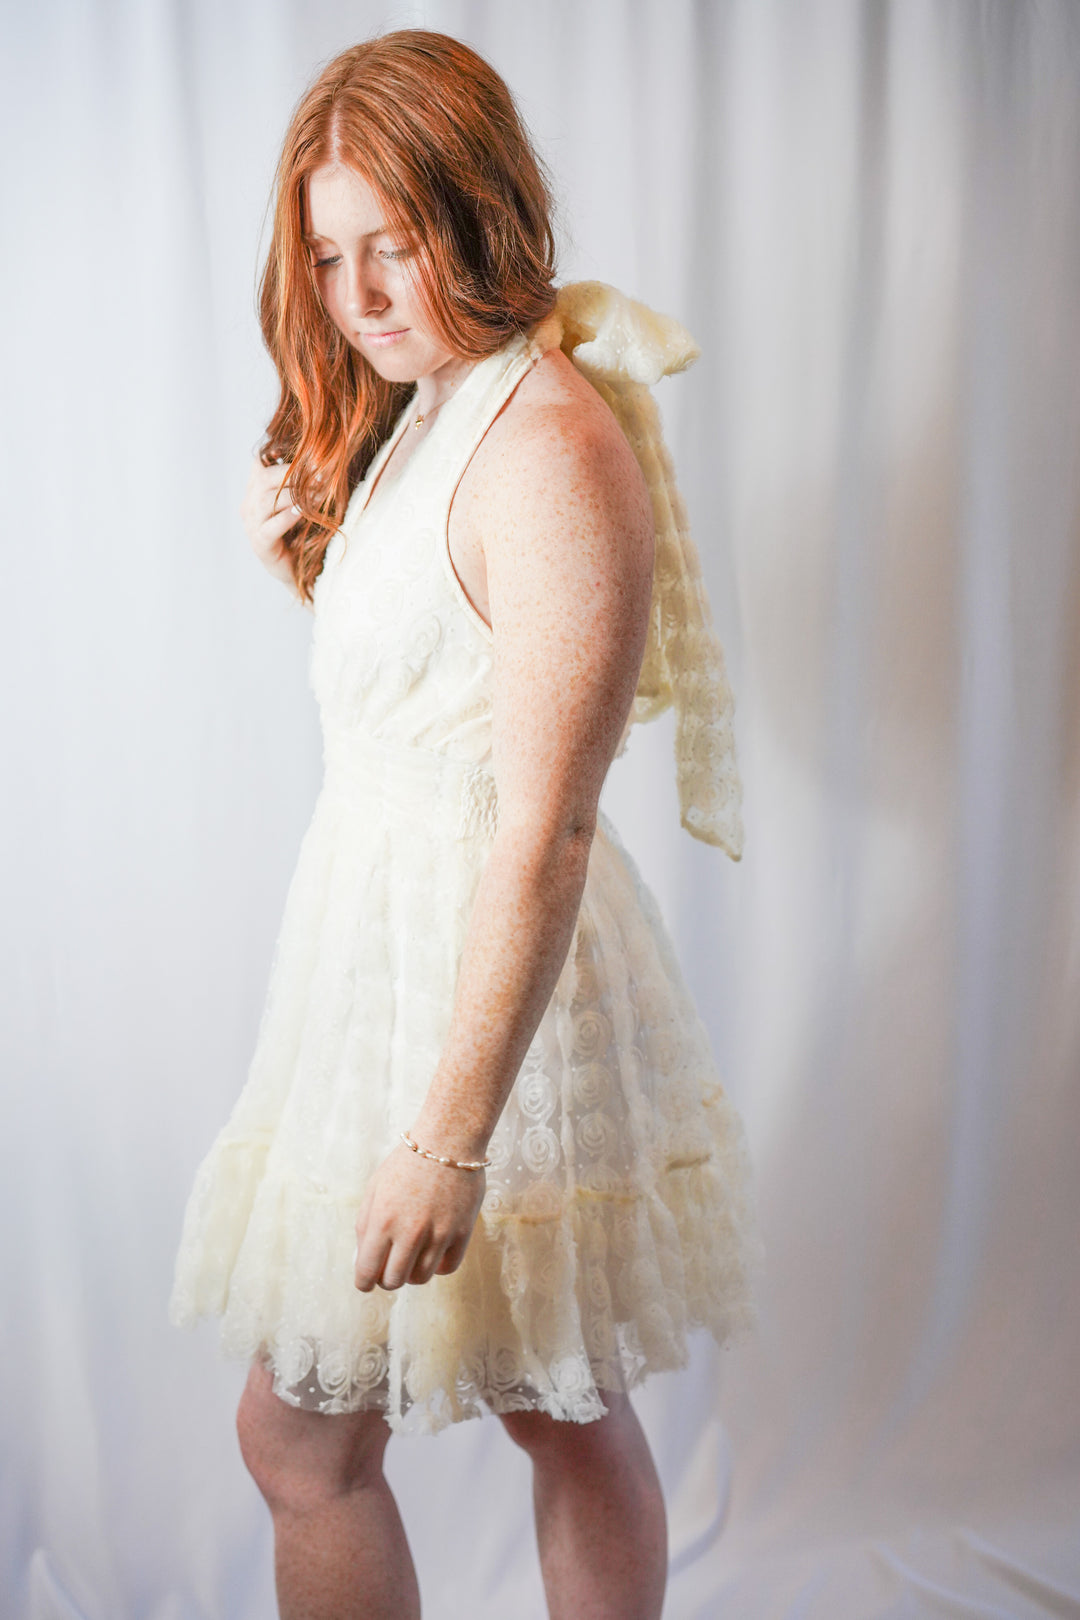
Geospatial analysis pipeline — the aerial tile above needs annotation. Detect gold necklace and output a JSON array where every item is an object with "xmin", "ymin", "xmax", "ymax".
[
  {"xmin": 379, "ymin": 390, "xmax": 447, "ymax": 486},
  {"xmin": 412, "ymin": 398, "xmax": 446, "ymax": 431},
  {"xmin": 411, "ymin": 364, "xmax": 471, "ymax": 429}
]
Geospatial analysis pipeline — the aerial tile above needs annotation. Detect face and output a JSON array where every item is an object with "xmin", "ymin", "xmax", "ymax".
[{"xmin": 302, "ymin": 163, "xmax": 461, "ymax": 387}]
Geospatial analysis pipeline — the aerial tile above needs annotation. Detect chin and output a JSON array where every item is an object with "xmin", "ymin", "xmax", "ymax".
[{"xmin": 355, "ymin": 343, "xmax": 424, "ymax": 384}]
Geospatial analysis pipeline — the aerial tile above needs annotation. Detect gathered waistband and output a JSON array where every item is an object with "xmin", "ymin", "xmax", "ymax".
[{"xmin": 320, "ymin": 721, "xmax": 499, "ymax": 841}]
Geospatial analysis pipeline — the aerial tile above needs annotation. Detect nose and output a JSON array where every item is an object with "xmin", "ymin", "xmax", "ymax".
[{"xmin": 344, "ymin": 255, "xmax": 389, "ymax": 321}]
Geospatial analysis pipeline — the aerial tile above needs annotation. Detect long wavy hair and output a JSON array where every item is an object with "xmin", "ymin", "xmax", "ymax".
[{"xmin": 259, "ymin": 30, "xmax": 560, "ymax": 602}]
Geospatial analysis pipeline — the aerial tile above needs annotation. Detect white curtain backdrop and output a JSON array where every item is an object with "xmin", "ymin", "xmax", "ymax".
[{"xmin": 2, "ymin": 2, "xmax": 1079, "ymax": 1616}]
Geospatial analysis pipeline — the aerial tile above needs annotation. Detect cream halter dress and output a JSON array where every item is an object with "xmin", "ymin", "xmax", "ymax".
[{"xmin": 168, "ymin": 282, "xmax": 761, "ymax": 1433}]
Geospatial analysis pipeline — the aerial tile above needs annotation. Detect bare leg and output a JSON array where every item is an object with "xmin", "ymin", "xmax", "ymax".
[
  {"xmin": 500, "ymin": 1392, "xmax": 667, "ymax": 1620},
  {"xmin": 236, "ymin": 1357, "xmax": 421, "ymax": 1620}
]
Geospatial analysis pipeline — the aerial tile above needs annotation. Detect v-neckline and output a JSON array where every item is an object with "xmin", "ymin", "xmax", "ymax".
[
  {"xmin": 355, "ymin": 398, "xmax": 418, "ymax": 522},
  {"xmin": 354, "ymin": 352, "xmax": 494, "ymax": 526},
  {"xmin": 341, "ymin": 335, "xmax": 538, "ymax": 554}
]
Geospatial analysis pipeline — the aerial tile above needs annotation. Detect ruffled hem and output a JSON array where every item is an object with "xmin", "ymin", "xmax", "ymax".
[{"xmin": 168, "ymin": 1085, "xmax": 762, "ymax": 1434}]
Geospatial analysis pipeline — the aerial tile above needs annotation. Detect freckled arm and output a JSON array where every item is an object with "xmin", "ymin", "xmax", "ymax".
[{"xmin": 409, "ymin": 406, "xmax": 655, "ymax": 1162}]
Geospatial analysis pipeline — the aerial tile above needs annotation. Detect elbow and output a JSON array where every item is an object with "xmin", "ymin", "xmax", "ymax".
[
  {"xmin": 557, "ymin": 814, "xmax": 597, "ymax": 877},
  {"xmin": 541, "ymin": 815, "xmax": 597, "ymax": 896},
  {"xmin": 561, "ymin": 797, "xmax": 598, "ymax": 843},
  {"xmin": 495, "ymin": 800, "xmax": 598, "ymax": 873},
  {"xmin": 566, "ymin": 810, "xmax": 597, "ymax": 849}
]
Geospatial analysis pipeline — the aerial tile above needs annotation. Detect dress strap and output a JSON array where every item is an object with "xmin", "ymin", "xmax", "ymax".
[{"xmin": 437, "ymin": 329, "xmax": 541, "ymax": 477}]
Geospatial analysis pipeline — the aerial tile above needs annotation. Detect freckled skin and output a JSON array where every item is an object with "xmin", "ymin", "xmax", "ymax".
[{"xmin": 238, "ymin": 162, "xmax": 668, "ymax": 1620}]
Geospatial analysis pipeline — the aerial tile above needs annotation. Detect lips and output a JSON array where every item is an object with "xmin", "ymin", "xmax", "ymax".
[{"xmin": 361, "ymin": 328, "xmax": 409, "ymax": 347}]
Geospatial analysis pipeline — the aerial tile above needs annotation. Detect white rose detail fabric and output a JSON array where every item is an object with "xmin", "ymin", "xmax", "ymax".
[{"xmin": 167, "ymin": 283, "xmax": 761, "ymax": 1434}]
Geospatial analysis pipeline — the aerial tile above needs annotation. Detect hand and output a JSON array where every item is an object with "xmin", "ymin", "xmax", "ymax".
[
  {"xmin": 240, "ymin": 457, "xmax": 302, "ymax": 587},
  {"xmin": 353, "ymin": 1141, "xmax": 487, "ymax": 1292}
]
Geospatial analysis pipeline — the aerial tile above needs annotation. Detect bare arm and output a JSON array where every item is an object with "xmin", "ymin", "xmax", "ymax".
[
  {"xmin": 411, "ymin": 404, "xmax": 653, "ymax": 1157},
  {"xmin": 353, "ymin": 396, "xmax": 655, "ymax": 1292}
]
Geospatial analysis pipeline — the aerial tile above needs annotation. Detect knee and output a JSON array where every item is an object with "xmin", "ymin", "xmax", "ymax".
[
  {"xmin": 499, "ymin": 1406, "xmax": 560, "ymax": 1458},
  {"xmin": 235, "ymin": 1359, "xmax": 304, "ymax": 1508},
  {"xmin": 236, "ymin": 1357, "xmax": 389, "ymax": 1513},
  {"xmin": 499, "ymin": 1391, "xmax": 635, "ymax": 1463}
]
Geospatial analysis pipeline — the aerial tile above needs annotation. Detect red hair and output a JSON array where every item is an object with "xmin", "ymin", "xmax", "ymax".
[{"xmin": 259, "ymin": 30, "xmax": 559, "ymax": 602}]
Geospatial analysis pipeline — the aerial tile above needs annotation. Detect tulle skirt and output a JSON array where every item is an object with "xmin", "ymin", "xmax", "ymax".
[{"xmin": 168, "ymin": 731, "xmax": 760, "ymax": 1433}]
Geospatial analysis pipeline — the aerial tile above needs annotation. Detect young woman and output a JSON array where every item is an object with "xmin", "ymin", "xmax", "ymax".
[{"xmin": 169, "ymin": 28, "xmax": 759, "ymax": 1620}]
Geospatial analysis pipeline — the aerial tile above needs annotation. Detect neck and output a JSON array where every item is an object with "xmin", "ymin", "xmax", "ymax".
[{"xmin": 412, "ymin": 355, "xmax": 474, "ymax": 417}]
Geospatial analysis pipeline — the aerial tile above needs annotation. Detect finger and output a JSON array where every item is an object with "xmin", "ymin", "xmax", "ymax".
[
  {"xmin": 268, "ymin": 468, "xmax": 298, "ymax": 503},
  {"xmin": 407, "ymin": 1242, "xmax": 445, "ymax": 1287},
  {"xmin": 379, "ymin": 1233, "xmax": 425, "ymax": 1293},
  {"xmin": 351, "ymin": 1184, "xmax": 379, "ymax": 1284},
  {"xmin": 435, "ymin": 1237, "xmax": 468, "ymax": 1276},
  {"xmin": 253, "ymin": 476, "xmax": 292, "ymax": 519},
  {"xmin": 262, "ymin": 505, "xmax": 303, "ymax": 545},
  {"xmin": 248, "ymin": 464, "xmax": 290, "ymax": 507},
  {"xmin": 354, "ymin": 1230, "xmax": 391, "ymax": 1293},
  {"xmin": 265, "ymin": 482, "xmax": 300, "ymax": 519}
]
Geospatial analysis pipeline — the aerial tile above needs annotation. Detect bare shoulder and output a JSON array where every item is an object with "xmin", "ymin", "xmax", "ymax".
[
  {"xmin": 459, "ymin": 346, "xmax": 656, "ymax": 833},
  {"xmin": 456, "ymin": 347, "xmax": 651, "ymax": 535}
]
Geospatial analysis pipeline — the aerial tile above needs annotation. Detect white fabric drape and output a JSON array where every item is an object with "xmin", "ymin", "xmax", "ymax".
[{"xmin": 2, "ymin": 2, "xmax": 1078, "ymax": 1617}]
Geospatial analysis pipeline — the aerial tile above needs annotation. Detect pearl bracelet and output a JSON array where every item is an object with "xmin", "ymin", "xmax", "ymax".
[{"xmin": 400, "ymin": 1128, "xmax": 491, "ymax": 1172}]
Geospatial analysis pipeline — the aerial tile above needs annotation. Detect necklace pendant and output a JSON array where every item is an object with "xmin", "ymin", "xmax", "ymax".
[{"xmin": 413, "ymin": 413, "xmax": 425, "ymax": 430}]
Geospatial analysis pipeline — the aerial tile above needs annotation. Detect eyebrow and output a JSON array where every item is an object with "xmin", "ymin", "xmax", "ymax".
[{"xmin": 302, "ymin": 225, "xmax": 393, "ymax": 246}]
